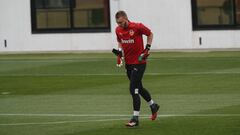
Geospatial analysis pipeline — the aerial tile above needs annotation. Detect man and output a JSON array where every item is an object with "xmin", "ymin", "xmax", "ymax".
[{"xmin": 113, "ymin": 10, "xmax": 159, "ymax": 127}]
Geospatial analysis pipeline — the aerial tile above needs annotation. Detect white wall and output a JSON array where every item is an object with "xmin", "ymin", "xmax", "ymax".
[
  {"xmin": 118, "ymin": 0, "xmax": 193, "ymax": 49},
  {"xmin": 0, "ymin": 0, "xmax": 119, "ymax": 52},
  {"xmin": 1, "ymin": 0, "xmax": 240, "ymax": 53},
  {"xmin": 192, "ymin": 31, "xmax": 240, "ymax": 49}
]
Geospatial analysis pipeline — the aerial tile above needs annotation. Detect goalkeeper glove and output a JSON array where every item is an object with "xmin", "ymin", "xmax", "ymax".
[
  {"xmin": 112, "ymin": 48, "xmax": 123, "ymax": 67},
  {"xmin": 138, "ymin": 44, "xmax": 151, "ymax": 62},
  {"xmin": 116, "ymin": 55, "xmax": 123, "ymax": 67}
]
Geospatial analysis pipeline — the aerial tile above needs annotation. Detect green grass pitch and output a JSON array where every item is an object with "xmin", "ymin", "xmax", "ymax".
[{"xmin": 0, "ymin": 51, "xmax": 239, "ymax": 135}]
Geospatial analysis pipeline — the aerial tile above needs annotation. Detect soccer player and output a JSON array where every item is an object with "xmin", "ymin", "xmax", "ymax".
[{"xmin": 114, "ymin": 10, "xmax": 160, "ymax": 127}]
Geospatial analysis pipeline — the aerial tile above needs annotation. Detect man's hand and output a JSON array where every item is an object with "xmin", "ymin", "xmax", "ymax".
[
  {"xmin": 112, "ymin": 48, "xmax": 123, "ymax": 67},
  {"xmin": 117, "ymin": 56, "xmax": 123, "ymax": 67},
  {"xmin": 138, "ymin": 44, "xmax": 151, "ymax": 62}
]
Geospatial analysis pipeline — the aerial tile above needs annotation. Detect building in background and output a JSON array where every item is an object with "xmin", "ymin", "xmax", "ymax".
[{"xmin": 0, "ymin": 0, "xmax": 240, "ymax": 52}]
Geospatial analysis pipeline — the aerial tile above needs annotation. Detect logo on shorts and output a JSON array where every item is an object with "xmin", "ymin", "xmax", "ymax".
[
  {"xmin": 129, "ymin": 29, "xmax": 134, "ymax": 36},
  {"xmin": 134, "ymin": 88, "xmax": 139, "ymax": 94}
]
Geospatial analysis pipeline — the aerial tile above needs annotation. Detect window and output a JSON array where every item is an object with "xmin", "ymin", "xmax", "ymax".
[
  {"xmin": 31, "ymin": 0, "xmax": 110, "ymax": 33},
  {"xmin": 73, "ymin": 0, "xmax": 109, "ymax": 28},
  {"xmin": 237, "ymin": 0, "xmax": 240, "ymax": 24},
  {"xmin": 192, "ymin": 0, "xmax": 240, "ymax": 30},
  {"xmin": 35, "ymin": 0, "xmax": 71, "ymax": 29}
]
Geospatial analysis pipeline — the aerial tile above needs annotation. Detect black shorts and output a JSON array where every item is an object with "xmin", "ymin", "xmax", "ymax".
[{"xmin": 125, "ymin": 64, "xmax": 146, "ymax": 94}]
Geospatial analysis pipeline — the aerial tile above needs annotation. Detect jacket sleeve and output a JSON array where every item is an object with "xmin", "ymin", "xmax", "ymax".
[{"xmin": 138, "ymin": 23, "xmax": 151, "ymax": 36}]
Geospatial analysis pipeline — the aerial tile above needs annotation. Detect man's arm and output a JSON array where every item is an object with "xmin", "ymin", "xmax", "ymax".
[
  {"xmin": 138, "ymin": 23, "xmax": 153, "ymax": 46},
  {"xmin": 138, "ymin": 32, "xmax": 153, "ymax": 62},
  {"xmin": 147, "ymin": 32, "xmax": 153, "ymax": 46},
  {"xmin": 118, "ymin": 42, "xmax": 122, "ymax": 50},
  {"xmin": 112, "ymin": 42, "xmax": 123, "ymax": 67}
]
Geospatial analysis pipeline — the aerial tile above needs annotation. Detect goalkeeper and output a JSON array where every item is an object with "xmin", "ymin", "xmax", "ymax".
[{"xmin": 113, "ymin": 10, "xmax": 159, "ymax": 127}]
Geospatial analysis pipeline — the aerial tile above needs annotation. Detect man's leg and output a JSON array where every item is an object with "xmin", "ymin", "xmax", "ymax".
[
  {"xmin": 135, "ymin": 65, "xmax": 153, "ymax": 103},
  {"xmin": 125, "ymin": 65, "xmax": 141, "ymax": 127},
  {"xmin": 126, "ymin": 65, "xmax": 141, "ymax": 114},
  {"xmin": 136, "ymin": 65, "xmax": 160, "ymax": 121},
  {"xmin": 126, "ymin": 85, "xmax": 140, "ymax": 127}
]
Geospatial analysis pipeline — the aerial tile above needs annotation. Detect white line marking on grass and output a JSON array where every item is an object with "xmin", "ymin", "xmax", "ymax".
[
  {"xmin": 0, "ymin": 113, "xmax": 240, "ymax": 117},
  {"xmin": 0, "ymin": 118, "xmax": 132, "ymax": 126},
  {"xmin": 0, "ymin": 114, "xmax": 240, "ymax": 126},
  {"xmin": 159, "ymin": 114, "xmax": 240, "ymax": 117},
  {"xmin": 0, "ymin": 58, "xmax": 113, "ymax": 62},
  {"xmin": 0, "ymin": 72, "xmax": 240, "ymax": 77},
  {"xmin": 0, "ymin": 113, "xmax": 134, "ymax": 117},
  {"xmin": 1, "ymin": 92, "xmax": 11, "ymax": 95}
]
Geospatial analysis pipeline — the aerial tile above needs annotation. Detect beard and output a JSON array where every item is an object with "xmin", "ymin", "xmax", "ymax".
[{"xmin": 123, "ymin": 22, "xmax": 128, "ymax": 29}]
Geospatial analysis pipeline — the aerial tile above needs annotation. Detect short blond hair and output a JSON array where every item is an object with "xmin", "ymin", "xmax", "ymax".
[{"xmin": 115, "ymin": 10, "xmax": 128, "ymax": 20}]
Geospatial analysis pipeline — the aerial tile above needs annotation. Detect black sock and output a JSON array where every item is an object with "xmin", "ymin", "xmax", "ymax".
[{"xmin": 132, "ymin": 116, "xmax": 139, "ymax": 120}]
